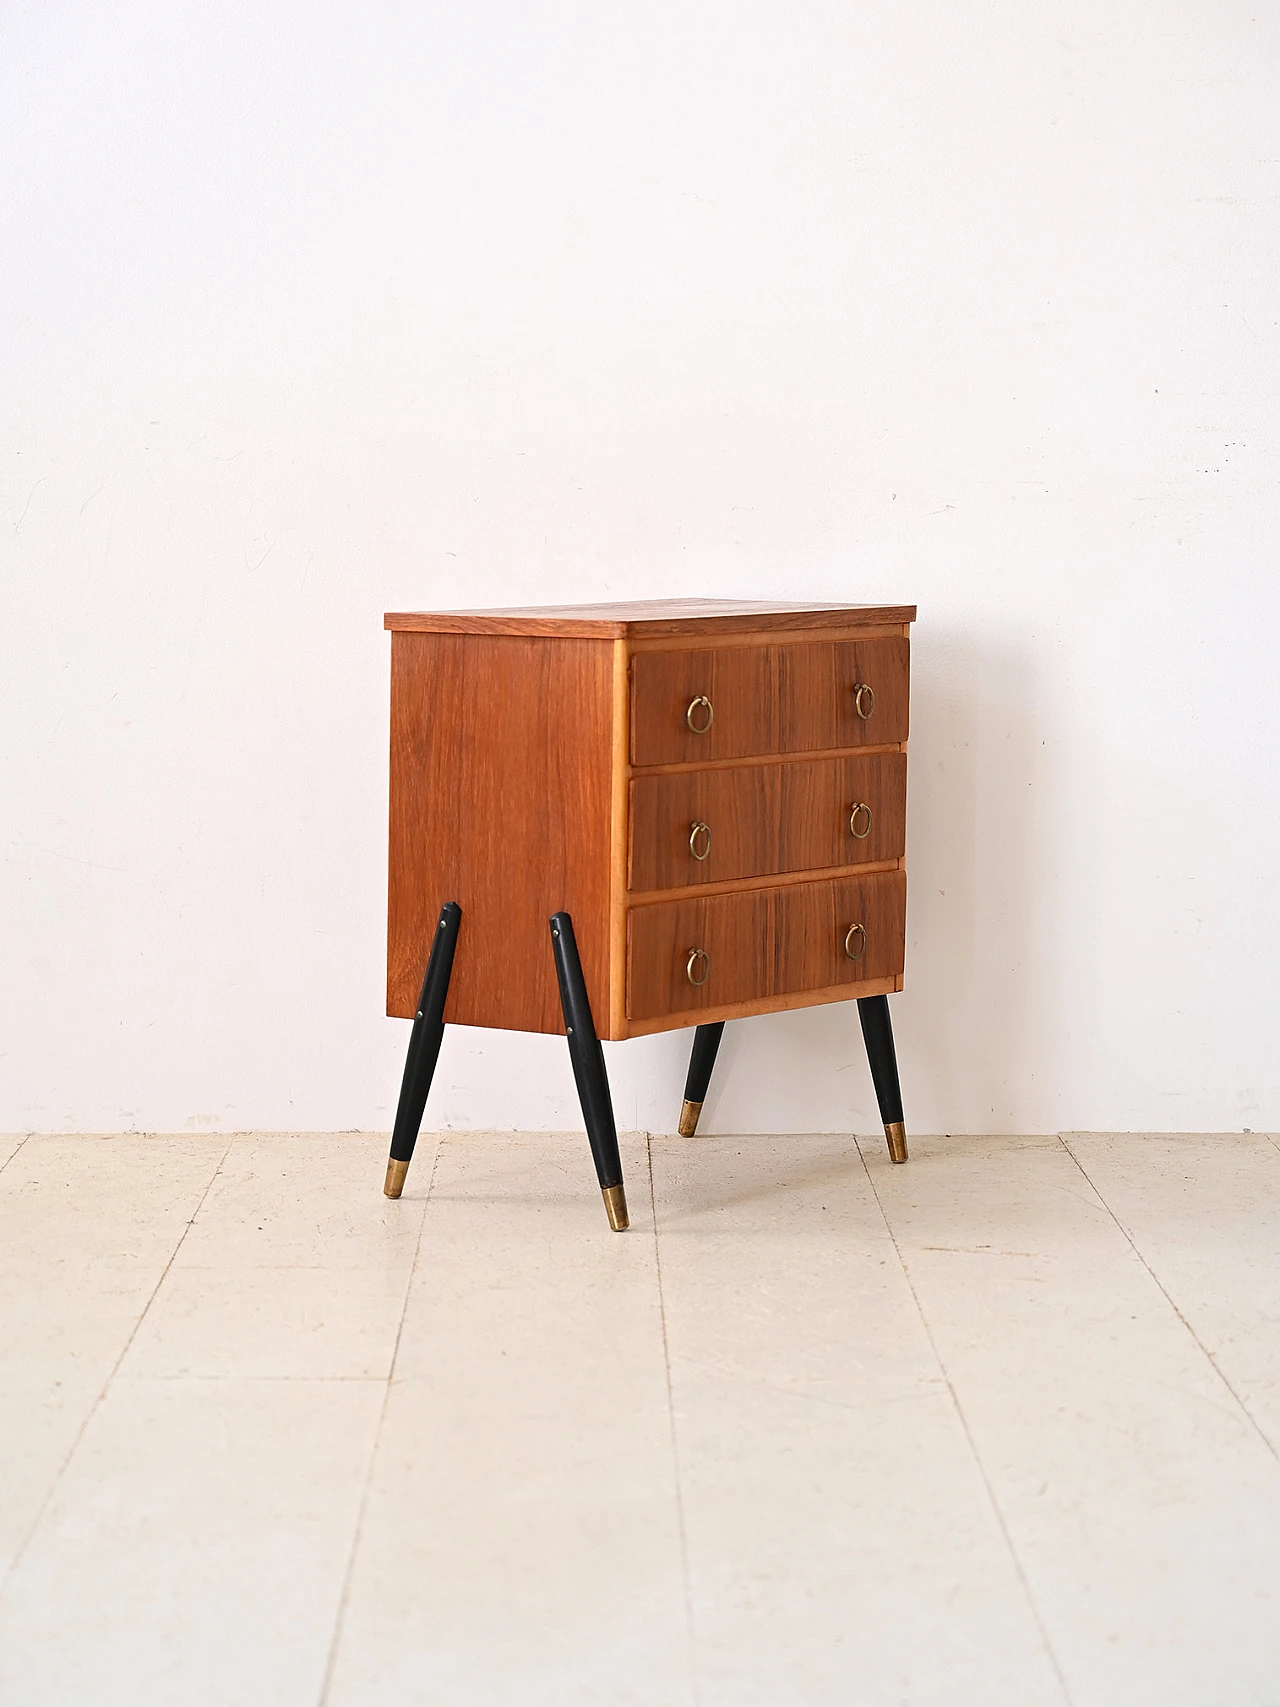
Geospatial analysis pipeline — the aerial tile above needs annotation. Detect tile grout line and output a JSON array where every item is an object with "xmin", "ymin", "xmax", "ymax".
[
  {"xmin": 317, "ymin": 1133, "xmax": 443, "ymax": 1707},
  {"xmin": 647, "ymin": 1133, "xmax": 700, "ymax": 1707},
  {"xmin": 853, "ymin": 1135, "xmax": 1076, "ymax": 1707},
  {"xmin": 1058, "ymin": 1133, "xmax": 1280, "ymax": 1463},
  {"xmin": 0, "ymin": 1134, "xmax": 236, "ymax": 1600},
  {"xmin": 0, "ymin": 1135, "xmax": 32, "ymax": 1182}
]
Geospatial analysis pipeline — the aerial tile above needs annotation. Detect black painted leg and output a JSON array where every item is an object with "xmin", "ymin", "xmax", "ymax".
[
  {"xmin": 679, "ymin": 1022, "xmax": 725, "ymax": 1136},
  {"xmin": 549, "ymin": 911, "xmax": 628, "ymax": 1231},
  {"xmin": 384, "ymin": 902, "xmax": 461, "ymax": 1198},
  {"xmin": 857, "ymin": 994, "xmax": 908, "ymax": 1162}
]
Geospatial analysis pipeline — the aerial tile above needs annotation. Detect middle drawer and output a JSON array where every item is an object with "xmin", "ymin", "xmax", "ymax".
[{"xmin": 628, "ymin": 751, "xmax": 907, "ymax": 893}]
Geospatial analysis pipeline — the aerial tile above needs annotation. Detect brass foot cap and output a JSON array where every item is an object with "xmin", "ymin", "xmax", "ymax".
[
  {"xmin": 384, "ymin": 1157, "xmax": 409, "ymax": 1199},
  {"xmin": 602, "ymin": 1183, "xmax": 630, "ymax": 1231},
  {"xmin": 885, "ymin": 1121, "xmax": 908, "ymax": 1164},
  {"xmin": 677, "ymin": 1098, "xmax": 703, "ymax": 1138}
]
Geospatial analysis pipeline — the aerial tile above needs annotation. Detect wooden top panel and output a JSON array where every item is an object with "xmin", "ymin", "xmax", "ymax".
[{"xmin": 384, "ymin": 598, "xmax": 916, "ymax": 639}]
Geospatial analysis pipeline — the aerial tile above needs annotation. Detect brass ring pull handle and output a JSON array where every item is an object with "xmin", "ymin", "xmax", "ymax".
[
  {"xmin": 689, "ymin": 820, "xmax": 712, "ymax": 861},
  {"xmin": 686, "ymin": 695, "xmax": 714, "ymax": 734},
  {"xmin": 844, "ymin": 922, "xmax": 867, "ymax": 961},
  {"xmin": 686, "ymin": 947, "xmax": 711, "ymax": 987},
  {"xmin": 853, "ymin": 682, "xmax": 875, "ymax": 720},
  {"xmin": 848, "ymin": 802, "xmax": 873, "ymax": 840}
]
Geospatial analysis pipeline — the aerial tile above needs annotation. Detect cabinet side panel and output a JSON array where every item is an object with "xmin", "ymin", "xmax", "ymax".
[{"xmin": 387, "ymin": 632, "xmax": 614, "ymax": 1035}]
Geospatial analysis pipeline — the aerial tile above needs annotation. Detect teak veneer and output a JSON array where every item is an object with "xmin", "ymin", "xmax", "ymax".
[{"xmin": 383, "ymin": 599, "xmax": 916, "ymax": 1227}]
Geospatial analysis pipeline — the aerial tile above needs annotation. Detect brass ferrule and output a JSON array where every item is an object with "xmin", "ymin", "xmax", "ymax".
[
  {"xmin": 384, "ymin": 1157, "xmax": 410, "ymax": 1198},
  {"xmin": 885, "ymin": 1121, "xmax": 908, "ymax": 1164},
  {"xmin": 602, "ymin": 1183, "xmax": 630, "ymax": 1231},
  {"xmin": 677, "ymin": 1098, "xmax": 703, "ymax": 1138}
]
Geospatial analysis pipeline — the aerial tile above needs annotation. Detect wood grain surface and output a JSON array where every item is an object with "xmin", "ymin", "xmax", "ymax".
[
  {"xmin": 629, "ymin": 740, "xmax": 904, "ymax": 778},
  {"xmin": 626, "ymin": 623, "xmax": 908, "ymax": 654},
  {"xmin": 631, "ymin": 637, "xmax": 910, "ymax": 765},
  {"xmin": 626, "ymin": 888, "xmax": 772, "ymax": 1022},
  {"xmin": 387, "ymin": 631, "xmax": 615, "ymax": 1035},
  {"xmin": 779, "ymin": 637, "xmax": 911, "ymax": 753},
  {"xmin": 623, "ymin": 858, "xmax": 903, "ymax": 907},
  {"xmin": 628, "ymin": 752, "xmax": 907, "ymax": 892},
  {"xmin": 773, "ymin": 870, "xmax": 907, "ymax": 997},
  {"xmin": 607, "ymin": 639, "xmax": 632, "ymax": 1036},
  {"xmin": 626, "ymin": 871, "xmax": 907, "ymax": 1023},
  {"xmin": 621, "ymin": 973, "xmax": 901, "ymax": 1037},
  {"xmin": 386, "ymin": 599, "xmax": 916, "ymax": 639}
]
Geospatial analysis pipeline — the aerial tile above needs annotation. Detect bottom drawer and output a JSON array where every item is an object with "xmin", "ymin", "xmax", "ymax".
[{"xmin": 626, "ymin": 871, "xmax": 906, "ymax": 1022}]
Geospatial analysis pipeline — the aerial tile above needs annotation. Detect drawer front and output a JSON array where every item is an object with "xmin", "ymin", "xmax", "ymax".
[
  {"xmin": 626, "ymin": 870, "xmax": 906, "ymax": 1021},
  {"xmin": 628, "ymin": 752, "xmax": 907, "ymax": 892},
  {"xmin": 630, "ymin": 637, "xmax": 909, "ymax": 766},
  {"xmin": 773, "ymin": 870, "xmax": 906, "ymax": 997},
  {"xmin": 627, "ymin": 889, "xmax": 772, "ymax": 1021}
]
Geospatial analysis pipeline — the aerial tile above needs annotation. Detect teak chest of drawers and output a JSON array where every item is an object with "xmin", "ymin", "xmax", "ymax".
[{"xmin": 383, "ymin": 598, "xmax": 915, "ymax": 1228}]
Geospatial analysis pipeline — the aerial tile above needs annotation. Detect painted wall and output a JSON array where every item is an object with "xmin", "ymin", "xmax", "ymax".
[{"xmin": 4, "ymin": 2, "xmax": 1278, "ymax": 1135}]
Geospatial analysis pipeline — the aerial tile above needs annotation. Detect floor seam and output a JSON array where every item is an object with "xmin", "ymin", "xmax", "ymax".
[
  {"xmin": 317, "ymin": 1132, "xmax": 443, "ymax": 1707},
  {"xmin": 1058, "ymin": 1133, "xmax": 1280, "ymax": 1464},
  {"xmin": 854, "ymin": 1135, "xmax": 1076, "ymax": 1707},
  {"xmin": 648, "ymin": 1132, "xmax": 700, "ymax": 1707},
  {"xmin": 0, "ymin": 1135, "xmax": 30, "ymax": 1180},
  {"xmin": 0, "ymin": 1133, "xmax": 236, "ymax": 1599}
]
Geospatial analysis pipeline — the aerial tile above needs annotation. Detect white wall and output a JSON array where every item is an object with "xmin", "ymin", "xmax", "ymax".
[{"xmin": 3, "ymin": 1, "xmax": 1278, "ymax": 1136}]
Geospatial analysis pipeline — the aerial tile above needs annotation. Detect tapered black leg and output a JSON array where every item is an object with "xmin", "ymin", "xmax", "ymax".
[
  {"xmin": 549, "ymin": 911, "xmax": 627, "ymax": 1230},
  {"xmin": 678, "ymin": 1022, "xmax": 725, "ymax": 1136},
  {"xmin": 857, "ymin": 994, "xmax": 908, "ymax": 1162},
  {"xmin": 384, "ymin": 902, "xmax": 461, "ymax": 1198}
]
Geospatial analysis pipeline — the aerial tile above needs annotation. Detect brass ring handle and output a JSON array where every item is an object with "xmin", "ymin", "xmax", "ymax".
[
  {"xmin": 844, "ymin": 922, "xmax": 867, "ymax": 961},
  {"xmin": 848, "ymin": 802, "xmax": 873, "ymax": 840},
  {"xmin": 689, "ymin": 820, "xmax": 712, "ymax": 862},
  {"xmin": 686, "ymin": 947, "xmax": 711, "ymax": 987},
  {"xmin": 853, "ymin": 682, "xmax": 875, "ymax": 720},
  {"xmin": 686, "ymin": 695, "xmax": 714, "ymax": 734}
]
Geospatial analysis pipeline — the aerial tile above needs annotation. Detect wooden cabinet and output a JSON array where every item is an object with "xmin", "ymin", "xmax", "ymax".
[
  {"xmin": 382, "ymin": 599, "xmax": 915, "ymax": 1224},
  {"xmin": 386, "ymin": 601, "xmax": 913, "ymax": 1039}
]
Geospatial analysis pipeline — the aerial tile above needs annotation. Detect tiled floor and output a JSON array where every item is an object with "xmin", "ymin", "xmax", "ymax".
[{"xmin": 1, "ymin": 1131, "xmax": 1278, "ymax": 1705}]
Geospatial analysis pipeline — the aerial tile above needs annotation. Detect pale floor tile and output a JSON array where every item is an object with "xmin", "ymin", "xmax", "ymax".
[
  {"xmin": 1064, "ymin": 1132, "xmax": 1280, "ymax": 1453},
  {"xmin": 651, "ymin": 1133, "xmax": 1066, "ymax": 1707},
  {"xmin": 0, "ymin": 1136, "xmax": 225, "ymax": 1576},
  {"xmin": 0, "ymin": 1375, "xmax": 385, "ymax": 1707},
  {"xmin": 174, "ymin": 1132, "xmax": 426, "ymax": 1272},
  {"xmin": 123, "ymin": 1134, "xmax": 431, "ymax": 1381},
  {"xmin": 325, "ymin": 1132, "xmax": 692, "ymax": 1707},
  {"xmin": 0, "ymin": 1134, "xmax": 226, "ymax": 1268},
  {"xmin": 0, "ymin": 1365, "xmax": 116, "ymax": 1579},
  {"xmin": 121, "ymin": 1264, "xmax": 416, "ymax": 1380},
  {"xmin": 0, "ymin": 1135, "xmax": 25, "ymax": 1172},
  {"xmin": 861, "ymin": 1133, "xmax": 1280, "ymax": 1707}
]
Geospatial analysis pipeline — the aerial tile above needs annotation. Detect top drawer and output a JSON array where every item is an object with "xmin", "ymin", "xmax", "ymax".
[{"xmin": 630, "ymin": 637, "xmax": 909, "ymax": 766}]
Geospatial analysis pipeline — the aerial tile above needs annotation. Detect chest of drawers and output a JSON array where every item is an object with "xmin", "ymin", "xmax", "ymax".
[{"xmin": 382, "ymin": 599, "xmax": 915, "ymax": 1227}]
